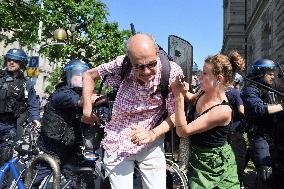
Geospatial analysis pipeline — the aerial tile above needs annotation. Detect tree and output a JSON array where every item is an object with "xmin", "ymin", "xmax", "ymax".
[{"xmin": 0, "ymin": 0, "xmax": 131, "ymax": 93}]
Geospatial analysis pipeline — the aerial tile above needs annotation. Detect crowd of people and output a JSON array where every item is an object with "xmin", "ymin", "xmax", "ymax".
[{"xmin": 0, "ymin": 33, "xmax": 284, "ymax": 189}]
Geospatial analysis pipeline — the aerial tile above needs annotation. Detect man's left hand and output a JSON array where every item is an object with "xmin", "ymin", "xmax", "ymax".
[{"xmin": 130, "ymin": 126, "xmax": 156, "ymax": 146}]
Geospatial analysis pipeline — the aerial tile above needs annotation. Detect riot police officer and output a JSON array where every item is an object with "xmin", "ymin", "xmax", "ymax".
[
  {"xmin": 0, "ymin": 48, "xmax": 40, "ymax": 187},
  {"xmin": 34, "ymin": 59, "xmax": 101, "ymax": 188},
  {"xmin": 241, "ymin": 59, "xmax": 284, "ymax": 189},
  {"xmin": 271, "ymin": 70, "xmax": 284, "ymax": 188}
]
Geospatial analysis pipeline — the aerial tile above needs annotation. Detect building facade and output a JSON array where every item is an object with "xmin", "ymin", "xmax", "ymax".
[{"xmin": 222, "ymin": 0, "xmax": 284, "ymax": 73}]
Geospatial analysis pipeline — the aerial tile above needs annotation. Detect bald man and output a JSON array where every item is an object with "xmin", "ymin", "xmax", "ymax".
[{"xmin": 82, "ymin": 33, "xmax": 183, "ymax": 189}]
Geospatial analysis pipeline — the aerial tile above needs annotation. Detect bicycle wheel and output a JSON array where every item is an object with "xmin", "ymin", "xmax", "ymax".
[
  {"xmin": 132, "ymin": 158, "xmax": 188, "ymax": 189},
  {"xmin": 166, "ymin": 158, "xmax": 188, "ymax": 189}
]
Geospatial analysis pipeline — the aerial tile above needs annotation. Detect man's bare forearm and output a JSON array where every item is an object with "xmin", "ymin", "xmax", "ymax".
[
  {"xmin": 151, "ymin": 113, "xmax": 175, "ymax": 138},
  {"xmin": 82, "ymin": 69, "xmax": 99, "ymax": 115}
]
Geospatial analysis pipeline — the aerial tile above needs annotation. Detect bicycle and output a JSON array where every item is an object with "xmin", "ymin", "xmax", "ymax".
[
  {"xmin": 25, "ymin": 137, "xmax": 188, "ymax": 188},
  {"xmin": 25, "ymin": 144, "xmax": 99, "ymax": 189},
  {"xmin": 0, "ymin": 121, "xmax": 40, "ymax": 189}
]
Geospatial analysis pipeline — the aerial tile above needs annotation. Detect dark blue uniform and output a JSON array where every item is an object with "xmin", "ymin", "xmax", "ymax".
[
  {"xmin": 241, "ymin": 84, "xmax": 277, "ymax": 188},
  {"xmin": 0, "ymin": 70, "xmax": 40, "ymax": 166},
  {"xmin": 271, "ymin": 77, "xmax": 284, "ymax": 188},
  {"xmin": 242, "ymin": 85, "xmax": 273, "ymax": 166}
]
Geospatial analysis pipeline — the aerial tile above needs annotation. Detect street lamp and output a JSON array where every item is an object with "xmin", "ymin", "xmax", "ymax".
[
  {"xmin": 53, "ymin": 28, "xmax": 68, "ymax": 41},
  {"xmin": 28, "ymin": 28, "xmax": 68, "ymax": 82},
  {"xmin": 39, "ymin": 28, "xmax": 68, "ymax": 49}
]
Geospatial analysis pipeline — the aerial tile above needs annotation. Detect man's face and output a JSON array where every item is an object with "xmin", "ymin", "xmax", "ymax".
[
  {"xmin": 71, "ymin": 75, "xmax": 83, "ymax": 88},
  {"xmin": 6, "ymin": 58, "xmax": 21, "ymax": 72},
  {"xmin": 263, "ymin": 70, "xmax": 276, "ymax": 86},
  {"xmin": 129, "ymin": 52, "xmax": 158, "ymax": 83}
]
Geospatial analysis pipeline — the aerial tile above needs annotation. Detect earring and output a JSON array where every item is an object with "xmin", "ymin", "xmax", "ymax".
[{"xmin": 217, "ymin": 80, "xmax": 220, "ymax": 85}]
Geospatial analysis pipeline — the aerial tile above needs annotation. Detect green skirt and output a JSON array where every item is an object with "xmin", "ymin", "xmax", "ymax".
[{"xmin": 188, "ymin": 143, "xmax": 240, "ymax": 189}]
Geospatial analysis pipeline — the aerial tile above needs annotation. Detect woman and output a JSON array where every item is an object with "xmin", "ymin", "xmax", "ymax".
[{"xmin": 172, "ymin": 51, "xmax": 245, "ymax": 189}]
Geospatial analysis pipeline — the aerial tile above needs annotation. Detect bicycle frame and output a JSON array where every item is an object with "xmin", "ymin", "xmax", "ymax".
[
  {"xmin": 0, "ymin": 157, "xmax": 25, "ymax": 189},
  {"xmin": 0, "ymin": 121, "xmax": 39, "ymax": 189}
]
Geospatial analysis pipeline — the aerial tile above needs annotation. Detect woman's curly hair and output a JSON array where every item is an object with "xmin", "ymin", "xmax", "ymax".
[{"xmin": 205, "ymin": 50, "xmax": 245, "ymax": 86}]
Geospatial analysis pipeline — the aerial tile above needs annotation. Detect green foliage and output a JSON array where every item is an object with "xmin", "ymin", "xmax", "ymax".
[
  {"xmin": 45, "ymin": 65, "xmax": 63, "ymax": 94},
  {"xmin": 0, "ymin": 56, "xmax": 3, "ymax": 69},
  {"xmin": 0, "ymin": 0, "xmax": 131, "ymax": 93}
]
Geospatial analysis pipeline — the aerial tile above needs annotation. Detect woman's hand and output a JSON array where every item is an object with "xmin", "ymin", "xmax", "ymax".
[{"xmin": 171, "ymin": 75, "xmax": 188, "ymax": 96}]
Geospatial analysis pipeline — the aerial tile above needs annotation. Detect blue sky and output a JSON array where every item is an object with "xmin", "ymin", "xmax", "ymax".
[{"xmin": 103, "ymin": 0, "xmax": 223, "ymax": 70}]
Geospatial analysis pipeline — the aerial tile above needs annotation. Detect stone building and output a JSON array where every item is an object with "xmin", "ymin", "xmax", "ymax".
[{"xmin": 222, "ymin": 0, "xmax": 284, "ymax": 73}]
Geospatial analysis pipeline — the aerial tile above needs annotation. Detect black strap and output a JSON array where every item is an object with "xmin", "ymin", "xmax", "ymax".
[
  {"xmin": 158, "ymin": 50, "xmax": 171, "ymax": 100},
  {"xmin": 120, "ymin": 56, "xmax": 132, "ymax": 83},
  {"xmin": 198, "ymin": 100, "xmax": 230, "ymax": 117},
  {"xmin": 192, "ymin": 92, "xmax": 231, "ymax": 117},
  {"xmin": 193, "ymin": 90, "xmax": 205, "ymax": 106}
]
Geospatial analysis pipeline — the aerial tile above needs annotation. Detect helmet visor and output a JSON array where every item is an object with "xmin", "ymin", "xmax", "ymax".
[{"xmin": 66, "ymin": 66, "xmax": 88, "ymax": 88}]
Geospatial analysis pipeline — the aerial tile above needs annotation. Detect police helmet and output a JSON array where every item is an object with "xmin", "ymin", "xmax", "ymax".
[
  {"xmin": 4, "ymin": 48, "xmax": 28, "ymax": 69},
  {"xmin": 251, "ymin": 59, "xmax": 276, "ymax": 77},
  {"xmin": 192, "ymin": 62, "xmax": 199, "ymax": 72},
  {"xmin": 63, "ymin": 59, "xmax": 90, "ymax": 88},
  {"xmin": 234, "ymin": 73, "xmax": 243, "ymax": 84}
]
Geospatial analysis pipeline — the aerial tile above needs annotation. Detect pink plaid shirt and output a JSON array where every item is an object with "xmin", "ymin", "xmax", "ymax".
[{"xmin": 97, "ymin": 55, "xmax": 183, "ymax": 157}]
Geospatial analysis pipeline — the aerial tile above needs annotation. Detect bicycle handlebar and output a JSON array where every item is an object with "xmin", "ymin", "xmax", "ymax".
[{"xmin": 25, "ymin": 154, "xmax": 61, "ymax": 189}]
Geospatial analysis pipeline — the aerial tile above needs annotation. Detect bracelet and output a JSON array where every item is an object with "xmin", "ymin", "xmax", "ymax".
[{"xmin": 175, "ymin": 124, "xmax": 187, "ymax": 127}]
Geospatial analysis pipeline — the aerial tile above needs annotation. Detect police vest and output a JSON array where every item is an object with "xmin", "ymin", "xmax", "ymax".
[{"xmin": 0, "ymin": 71, "xmax": 27, "ymax": 120}]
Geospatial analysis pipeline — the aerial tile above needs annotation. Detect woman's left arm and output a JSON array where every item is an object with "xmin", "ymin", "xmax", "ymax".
[{"xmin": 176, "ymin": 105, "xmax": 232, "ymax": 137}]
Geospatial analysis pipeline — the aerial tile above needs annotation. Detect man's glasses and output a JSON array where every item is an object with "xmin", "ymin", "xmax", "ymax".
[{"xmin": 132, "ymin": 60, "xmax": 157, "ymax": 71}]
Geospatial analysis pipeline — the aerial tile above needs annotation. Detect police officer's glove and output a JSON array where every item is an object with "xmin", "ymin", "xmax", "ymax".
[
  {"xmin": 32, "ymin": 120, "xmax": 41, "ymax": 131},
  {"xmin": 81, "ymin": 113, "xmax": 100, "ymax": 126},
  {"xmin": 281, "ymin": 103, "xmax": 284, "ymax": 111}
]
